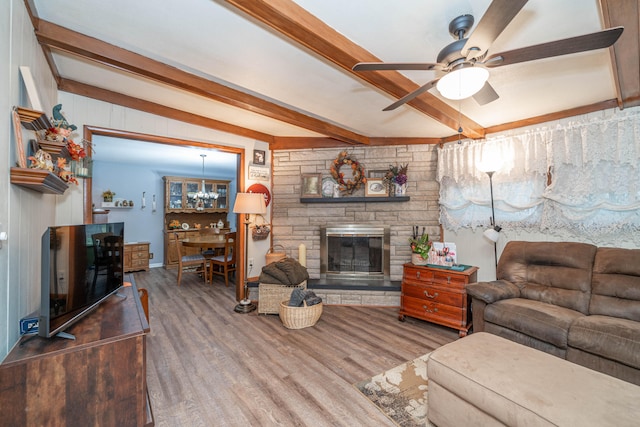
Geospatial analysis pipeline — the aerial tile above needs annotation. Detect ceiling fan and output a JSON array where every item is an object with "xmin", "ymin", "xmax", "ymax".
[{"xmin": 353, "ymin": 0, "xmax": 623, "ymax": 111}]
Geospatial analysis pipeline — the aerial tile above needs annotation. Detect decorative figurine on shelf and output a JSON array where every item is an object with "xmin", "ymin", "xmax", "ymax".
[
  {"xmin": 102, "ymin": 189, "xmax": 115, "ymax": 202},
  {"xmin": 28, "ymin": 149, "xmax": 54, "ymax": 172},
  {"xmin": 217, "ymin": 219, "xmax": 224, "ymax": 229}
]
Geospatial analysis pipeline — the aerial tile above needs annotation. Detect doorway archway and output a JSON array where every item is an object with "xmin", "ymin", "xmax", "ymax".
[{"xmin": 82, "ymin": 125, "xmax": 247, "ymax": 301}]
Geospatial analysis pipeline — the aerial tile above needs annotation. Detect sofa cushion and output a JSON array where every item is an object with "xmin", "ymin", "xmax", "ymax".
[
  {"xmin": 590, "ymin": 247, "xmax": 640, "ymax": 321},
  {"xmin": 498, "ymin": 241, "xmax": 596, "ymax": 314},
  {"xmin": 484, "ymin": 298, "xmax": 584, "ymax": 349},
  {"xmin": 568, "ymin": 315, "xmax": 640, "ymax": 369}
]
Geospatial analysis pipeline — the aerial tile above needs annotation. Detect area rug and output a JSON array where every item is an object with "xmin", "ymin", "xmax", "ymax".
[{"xmin": 354, "ymin": 353, "xmax": 433, "ymax": 427}]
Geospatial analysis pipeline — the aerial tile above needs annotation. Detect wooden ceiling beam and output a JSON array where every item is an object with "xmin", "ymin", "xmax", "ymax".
[
  {"xmin": 59, "ymin": 79, "xmax": 276, "ymax": 143},
  {"xmin": 599, "ymin": 0, "xmax": 640, "ymax": 108},
  {"xmin": 32, "ymin": 18, "xmax": 370, "ymax": 145},
  {"xmin": 272, "ymin": 136, "xmax": 443, "ymax": 150},
  {"xmin": 224, "ymin": 0, "xmax": 486, "ymax": 139}
]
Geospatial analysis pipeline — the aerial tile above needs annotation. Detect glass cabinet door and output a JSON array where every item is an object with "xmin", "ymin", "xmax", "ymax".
[
  {"xmin": 168, "ymin": 180, "xmax": 184, "ymax": 210},
  {"xmin": 185, "ymin": 180, "xmax": 201, "ymax": 210},
  {"xmin": 202, "ymin": 182, "xmax": 215, "ymax": 209},
  {"xmin": 215, "ymin": 183, "xmax": 228, "ymax": 209}
]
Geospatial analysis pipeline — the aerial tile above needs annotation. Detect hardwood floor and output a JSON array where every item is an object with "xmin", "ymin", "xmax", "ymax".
[{"xmin": 133, "ymin": 268, "xmax": 458, "ymax": 427}]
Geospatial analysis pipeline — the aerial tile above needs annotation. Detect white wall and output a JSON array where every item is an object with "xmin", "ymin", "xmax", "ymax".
[{"xmin": 1, "ymin": 0, "xmax": 58, "ymax": 359}]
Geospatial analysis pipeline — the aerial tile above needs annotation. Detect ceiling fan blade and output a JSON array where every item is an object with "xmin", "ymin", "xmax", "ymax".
[
  {"xmin": 353, "ymin": 62, "xmax": 442, "ymax": 71},
  {"xmin": 473, "ymin": 82, "xmax": 499, "ymax": 105},
  {"xmin": 482, "ymin": 27, "xmax": 624, "ymax": 68},
  {"xmin": 383, "ymin": 78, "xmax": 440, "ymax": 111},
  {"xmin": 462, "ymin": 0, "xmax": 528, "ymax": 60}
]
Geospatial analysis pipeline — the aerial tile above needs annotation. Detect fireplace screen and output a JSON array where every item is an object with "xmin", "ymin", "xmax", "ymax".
[{"xmin": 321, "ymin": 225, "xmax": 390, "ymax": 280}]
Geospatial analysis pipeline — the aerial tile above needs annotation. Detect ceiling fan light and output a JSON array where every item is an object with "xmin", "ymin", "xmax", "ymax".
[{"xmin": 436, "ymin": 67, "xmax": 489, "ymax": 100}]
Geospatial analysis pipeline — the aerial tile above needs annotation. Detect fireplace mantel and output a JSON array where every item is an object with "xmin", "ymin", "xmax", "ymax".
[{"xmin": 300, "ymin": 196, "xmax": 409, "ymax": 203}]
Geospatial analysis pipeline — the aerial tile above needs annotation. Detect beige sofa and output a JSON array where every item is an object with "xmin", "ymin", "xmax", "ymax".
[{"xmin": 466, "ymin": 241, "xmax": 640, "ymax": 385}]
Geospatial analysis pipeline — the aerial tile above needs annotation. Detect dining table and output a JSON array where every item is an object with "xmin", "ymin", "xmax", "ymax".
[
  {"xmin": 181, "ymin": 235, "xmax": 234, "ymax": 284},
  {"xmin": 181, "ymin": 235, "xmax": 228, "ymax": 250}
]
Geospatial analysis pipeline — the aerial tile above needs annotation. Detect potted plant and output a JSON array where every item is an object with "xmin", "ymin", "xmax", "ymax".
[
  {"xmin": 102, "ymin": 189, "xmax": 115, "ymax": 202},
  {"xmin": 409, "ymin": 232, "xmax": 431, "ymax": 265}
]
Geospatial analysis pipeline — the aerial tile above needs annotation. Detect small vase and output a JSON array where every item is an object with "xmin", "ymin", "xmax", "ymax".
[
  {"xmin": 411, "ymin": 253, "xmax": 428, "ymax": 266},
  {"xmin": 394, "ymin": 183, "xmax": 406, "ymax": 196}
]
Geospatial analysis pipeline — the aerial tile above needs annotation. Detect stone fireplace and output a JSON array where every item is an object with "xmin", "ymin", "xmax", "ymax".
[{"xmin": 320, "ymin": 224, "xmax": 390, "ymax": 282}]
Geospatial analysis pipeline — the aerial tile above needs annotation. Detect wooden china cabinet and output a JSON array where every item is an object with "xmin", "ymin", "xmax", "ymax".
[{"xmin": 162, "ymin": 176, "xmax": 230, "ymax": 268}]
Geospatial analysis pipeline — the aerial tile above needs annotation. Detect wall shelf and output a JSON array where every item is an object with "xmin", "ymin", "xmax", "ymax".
[
  {"xmin": 10, "ymin": 167, "xmax": 68, "ymax": 195},
  {"xmin": 15, "ymin": 107, "xmax": 52, "ymax": 131},
  {"xmin": 300, "ymin": 196, "xmax": 409, "ymax": 203}
]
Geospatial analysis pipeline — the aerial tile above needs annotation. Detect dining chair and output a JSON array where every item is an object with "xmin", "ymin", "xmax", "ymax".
[
  {"xmin": 174, "ymin": 232, "xmax": 207, "ymax": 286},
  {"xmin": 209, "ymin": 231, "xmax": 237, "ymax": 287},
  {"xmin": 91, "ymin": 232, "xmax": 114, "ymax": 289}
]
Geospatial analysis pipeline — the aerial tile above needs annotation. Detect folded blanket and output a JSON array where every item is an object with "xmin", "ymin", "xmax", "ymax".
[{"xmin": 259, "ymin": 257, "xmax": 309, "ymax": 285}]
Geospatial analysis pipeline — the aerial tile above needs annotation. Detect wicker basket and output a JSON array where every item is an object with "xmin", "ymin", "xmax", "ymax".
[
  {"xmin": 251, "ymin": 215, "xmax": 271, "ymax": 241},
  {"xmin": 279, "ymin": 300, "xmax": 323, "ymax": 329},
  {"xmin": 258, "ymin": 282, "xmax": 307, "ymax": 314},
  {"xmin": 265, "ymin": 244, "xmax": 286, "ymax": 265}
]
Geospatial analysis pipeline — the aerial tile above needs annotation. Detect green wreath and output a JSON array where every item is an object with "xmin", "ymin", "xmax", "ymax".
[{"xmin": 330, "ymin": 151, "xmax": 366, "ymax": 194}]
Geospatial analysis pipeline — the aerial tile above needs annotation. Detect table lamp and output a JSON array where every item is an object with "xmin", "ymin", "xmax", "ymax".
[{"xmin": 232, "ymin": 192, "xmax": 266, "ymax": 313}]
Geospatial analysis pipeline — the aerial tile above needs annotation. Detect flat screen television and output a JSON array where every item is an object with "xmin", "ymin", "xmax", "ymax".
[{"xmin": 39, "ymin": 222, "xmax": 125, "ymax": 339}]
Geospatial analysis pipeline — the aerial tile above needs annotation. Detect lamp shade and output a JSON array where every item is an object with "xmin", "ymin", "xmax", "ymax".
[
  {"xmin": 437, "ymin": 67, "xmax": 489, "ymax": 100},
  {"xmin": 483, "ymin": 227, "xmax": 501, "ymax": 243},
  {"xmin": 233, "ymin": 192, "xmax": 266, "ymax": 215}
]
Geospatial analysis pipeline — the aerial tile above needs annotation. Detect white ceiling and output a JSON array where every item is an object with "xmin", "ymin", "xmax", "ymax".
[{"xmin": 29, "ymin": 0, "xmax": 628, "ymax": 148}]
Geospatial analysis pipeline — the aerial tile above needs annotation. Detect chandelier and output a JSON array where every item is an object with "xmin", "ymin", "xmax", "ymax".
[{"xmin": 190, "ymin": 154, "xmax": 218, "ymax": 210}]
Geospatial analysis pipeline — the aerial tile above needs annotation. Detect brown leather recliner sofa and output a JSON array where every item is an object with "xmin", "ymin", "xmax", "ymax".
[{"xmin": 466, "ymin": 241, "xmax": 640, "ymax": 386}]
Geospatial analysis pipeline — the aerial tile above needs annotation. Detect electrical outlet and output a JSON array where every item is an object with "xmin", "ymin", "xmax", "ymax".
[
  {"xmin": 248, "ymin": 258, "xmax": 254, "ymax": 267},
  {"xmin": 149, "ymin": 253, "xmax": 154, "ymax": 259},
  {"xmin": 58, "ymin": 271, "xmax": 66, "ymax": 282}
]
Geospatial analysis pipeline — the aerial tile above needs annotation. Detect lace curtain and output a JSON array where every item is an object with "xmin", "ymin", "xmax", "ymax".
[{"xmin": 438, "ymin": 107, "xmax": 640, "ymax": 239}]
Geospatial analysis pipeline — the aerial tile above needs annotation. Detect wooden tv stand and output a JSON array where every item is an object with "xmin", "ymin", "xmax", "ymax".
[{"xmin": 0, "ymin": 282, "xmax": 153, "ymax": 426}]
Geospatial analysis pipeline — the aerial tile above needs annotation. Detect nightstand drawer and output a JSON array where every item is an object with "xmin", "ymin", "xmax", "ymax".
[
  {"xmin": 431, "ymin": 271, "xmax": 467, "ymax": 288},
  {"xmin": 403, "ymin": 265, "xmax": 435, "ymax": 283},
  {"xmin": 402, "ymin": 282, "xmax": 464, "ymax": 306},
  {"xmin": 401, "ymin": 296, "xmax": 464, "ymax": 326},
  {"xmin": 131, "ymin": 251, "xmax": 148, "ymax": 260}
]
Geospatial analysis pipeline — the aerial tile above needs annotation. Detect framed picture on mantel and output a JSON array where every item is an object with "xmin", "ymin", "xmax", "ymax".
[
  {"xmin": 365, "ymin": 178, "xmax": 387, "ymax": 197},
  {"xmin": 301, "ymin": 174, "xmax": 321, "ymax": 198}
]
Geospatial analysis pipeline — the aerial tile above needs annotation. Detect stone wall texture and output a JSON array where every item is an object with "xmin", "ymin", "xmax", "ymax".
[{"xmin": 271, "ymin": 145, "xmax": 440, "ymax": 282}]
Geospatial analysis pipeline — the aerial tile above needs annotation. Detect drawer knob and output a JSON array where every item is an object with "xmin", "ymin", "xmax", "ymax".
[
  {"xmin": 422, "ymin": 305, "xmax": 438, "ymax": 313},
  {"xmin": 416, "ymin": 271, "xmax": 420, "ymax": 279},
  {"xmin": 447, "ymin": 276, "xmax": 451, "ymax": 284},
  {"xmin": 424, "ymin": 290, "xmax": 438, "ymax": 299}
]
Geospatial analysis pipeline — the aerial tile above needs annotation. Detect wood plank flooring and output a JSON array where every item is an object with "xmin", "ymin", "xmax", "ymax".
[{"xmin": 133, "ymin": 268, "xmax": 458, "ymax": 427}]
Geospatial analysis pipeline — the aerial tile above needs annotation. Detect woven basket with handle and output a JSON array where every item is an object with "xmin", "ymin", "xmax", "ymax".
[
  {"xmin": 279, "ymin": 299, "xmax": 323, "ymax": 329},
  {"xmin": 265, "ymin": 244, "xmax": 286, "ymax": 265}
]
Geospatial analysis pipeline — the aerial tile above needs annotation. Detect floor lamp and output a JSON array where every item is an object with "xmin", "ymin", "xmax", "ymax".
[
  {"xmin": 232, "ymin": 192, "xmax": 266, "ymax": 313},
  {"xmin": 483, "ymin": 171, "xmax": 502, "ymax": 270}
]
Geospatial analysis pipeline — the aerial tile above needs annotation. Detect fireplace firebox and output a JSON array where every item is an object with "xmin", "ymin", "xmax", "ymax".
[{"xmin": 320, "ymin": 225, "xmax": 390, "ymax": 281}]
